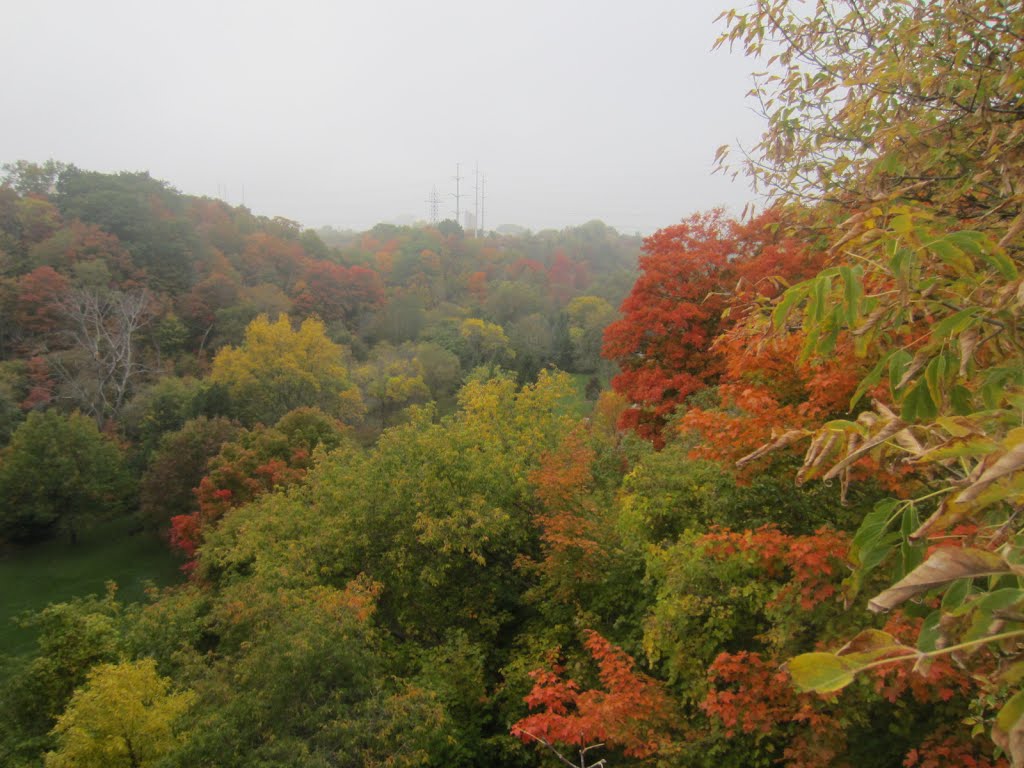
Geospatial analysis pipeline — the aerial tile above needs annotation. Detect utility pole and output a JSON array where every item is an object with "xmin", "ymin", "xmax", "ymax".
[
  {"xmin": 424, "ymin": 185, "xmax": 441, "ymax": 225},
  {"xmin": 451, "ymin": 163, "xmax": 464, "ymax": 224}
]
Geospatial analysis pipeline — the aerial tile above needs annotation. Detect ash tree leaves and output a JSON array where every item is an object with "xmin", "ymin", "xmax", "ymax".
[
  {"xmin": 44, "ymin": 659, "xmax": 195, "ymax": 768},
  {"xmin": 714, "ymin": 0, "xmax": 1024, "ymax": 760}
]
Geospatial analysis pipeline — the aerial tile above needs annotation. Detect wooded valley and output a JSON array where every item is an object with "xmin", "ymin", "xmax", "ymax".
[{"xmin": 1, "ymin": 1, "xmax": 1023, "ymax": 767}]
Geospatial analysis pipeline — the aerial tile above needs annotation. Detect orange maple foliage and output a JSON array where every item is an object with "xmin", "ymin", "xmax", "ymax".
[
  {"xmin": 521, "ymin": 429, "xmax": 605, "ymax": 597},
  {"xmin": 698, "ymin": 525, "xmax": 849, "ymax": 611},
  {"xmin": 602, "ymin": 209, "xmax": 823, "ymax": 444},
  {"xmin": 681, "ymin": 331, "xmax": 862, "ymax": 467},
  {"xmin": 513, "ymin": 630, "xmax": 677, "ymax": 759}
]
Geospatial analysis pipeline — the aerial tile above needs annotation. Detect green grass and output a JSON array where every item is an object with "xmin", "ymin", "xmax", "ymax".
[
  {"xmin": 0, "ymin": 517, "xmax": 183, "ymax": 657},
  {"xmin": 563, "ymin": 372, "xmax": 606, "ymax": 418}
]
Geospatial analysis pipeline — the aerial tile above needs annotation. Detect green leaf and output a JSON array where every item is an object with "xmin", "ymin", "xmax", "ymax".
[
  {"xmin": 923, "ymin": 354, "xmax": 949, "ymax": 411},
  {"xmin": 975, "ymin": 588, "xmax": 1024, "ymax": 615},
  {"xmin": 890, "ymin": 213, "xmax": 913, "ymax": 235},
  {"xmin": 853, "ymin": 499, "xmax": 900, "ymax": 552},
  {"xmin": 929, "ymin": 238, "xmax": 974, "ymax": 276},
  {"xmin": 900, "ymin": 505, "xmax": 925, "ymax": 578},
  {"xmin": 772, "ymin": 282, "xmax": 810, "ymax": 330},
  {"xmin": 993, "ymin": 690, "xmax": 1024, "ymax": 766},
  {"xmin": 840, "ymin": 265, "xmax": 863, "ymax": 326},
  {"xmin": 930, "ymin": 309, "xmax": 977, "ymax": 344},
  {"xmin": 941, "ymin": 578, "xmax": 973, "ymax": 611},
  {"xmin": 850, "ymin": 356, "xmax": 888, "ymax": 410},
  {"xmin": 917, "ymin": 610, "xmax": 942, "ymax": 652},
  {"xmin": 946, "ymin": 229, "xmax": 986, "ymax": 255},
  {"xmin": 888, "ymin": 350, "xmax": 914, "ymax": 395},
  {"xmin": 812, "ymin": 274, "xmax": 830, "ymax": 323},
  {"xmin": 950, "ymin": 385, "xmax": 974, "ymax": 415},
  {"xmin": 977, "ymin": 247, "xmax": 1018, "ymax": 280},
  {"xmin": 901, "ymin": 380, "xmax": 938, "ymax": 422},
  {"xmin": 787, "ymin": 652, "xmax": 860, "ymax": 693}
]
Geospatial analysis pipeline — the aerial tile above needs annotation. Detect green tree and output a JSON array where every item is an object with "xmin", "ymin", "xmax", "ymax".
[
  {"xmin": 0, "ymin": 590, "xmax": 124, "ymax": 766},
  {"xmin": 566, "ymin": 295, "xmax": 616, "ymax": 373},
  {"xmin": 0, "ymin": 411, "xmax": 132, "ymax": 543},
  {"xmin": 45, "ymin": 659, "xmax": 194, "ymax": 768}
]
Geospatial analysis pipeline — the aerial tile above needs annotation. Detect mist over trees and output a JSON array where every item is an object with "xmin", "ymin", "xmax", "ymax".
[{"xmin": 2, "ymin": 1, "xmax": 1024, "ymax": 767}]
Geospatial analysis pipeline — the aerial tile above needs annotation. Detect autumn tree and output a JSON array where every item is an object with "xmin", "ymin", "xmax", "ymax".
[
  {"xmin": 138, "ymin": 416, "xmax": 240, "ymax": 530},
  {"xmin": 28, "ymin": 220, "xmax": 136, "ymax": 285},
  {"xmin": 45, "ymin": 659, "xmax": 195, "ymax": 768},
  {"xmin": 169, "ymin": 408, "xmax": 344, "ymax": 563},
  {"xmin": 713, "ymin": 0, "xmax": 1024, "ymax": 761},
  {"xmin": 513, "ymin": 630, "xmax": 676, "ymax": 764},
  {"xmin": 602, "ymin": 209, "xmax": 815, "ymax": 442},
  {"xmin": 459, "ymin": 317, "xmax": 516, "ymax": 369},
  {"xmin": 56, "ymin": 168, "xmax": 197, "ymax": 293},
  {"xmin": 352, "ymin": 343, "xmax": 431, "ymax": 431},
  {"xmin": 292, "ymin": 260, "xmax": 385, "ymax": 328},
  {"xmin": 237, "ymin": 232, "xmax": 306, "ymax": 292},
  {"xmin": 15, "ymin": 266, "xmax": 70, "ymax": 340},
  {"xmin": 209, "ymin": 314, "xmax": 363, "ymax": 426}
]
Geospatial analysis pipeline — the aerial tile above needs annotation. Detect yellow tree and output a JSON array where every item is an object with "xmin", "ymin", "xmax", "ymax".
[
  {"xmin": 459, "ymin": 317, "xmax": 515, "ymax": 368},
  {"xmin": 45, "ymin": 659, "xmax": 194, "ymax": 768},
  {"xmin": 210, "ymin": 314, "xmax": 364, "ymax": 425}
]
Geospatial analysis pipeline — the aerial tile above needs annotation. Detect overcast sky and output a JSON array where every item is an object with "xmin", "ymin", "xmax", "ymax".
[{"xmin": 3, "ymin": 0, "xmax": 765, "ymax": 234}]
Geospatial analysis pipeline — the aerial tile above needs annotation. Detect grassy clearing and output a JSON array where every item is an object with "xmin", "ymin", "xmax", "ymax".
[
  {"xmin": 0, "ymin": 517, "xmax": 182, "ymax": 657},
  {"xmin": 563, "ymin": 371, "xmax": 606, "ymax": 418}
]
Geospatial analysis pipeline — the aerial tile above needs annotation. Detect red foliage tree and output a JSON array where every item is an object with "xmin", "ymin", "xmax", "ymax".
[
  {"xmin": 602, "ymin": 209, "xmax": 821, "ymax": 443},
  {"xmin": 293, "ymin": 261, "xmax": 385, "ymax": 327},
  {"xmin": 15, "ymin": 266, "xmax": 71, "ymax": 339},
  {"xmin": 238, "ymin": 232, "xmax": 306, "ymax": 291},
  {"xmin": 694, "ymin": 529, "xmax": 1003, "ymax": 768},
  {"xmin": 513, "ymin": 630, "xmax": 676, "ymax": 760}
]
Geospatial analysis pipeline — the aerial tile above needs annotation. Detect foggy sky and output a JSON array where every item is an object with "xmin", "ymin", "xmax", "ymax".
[{"xmin": 3, "ymin": 0, "xmax": 765, "ymax": 235}]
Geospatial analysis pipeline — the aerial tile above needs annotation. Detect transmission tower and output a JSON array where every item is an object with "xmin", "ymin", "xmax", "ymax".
[
  {"xmin": 451, "ymin": 163, "xmax": 464, "ymax": 224},
  {"xmin": 424, "ymin": 185, "xmax": 441, "ymax": 225}
]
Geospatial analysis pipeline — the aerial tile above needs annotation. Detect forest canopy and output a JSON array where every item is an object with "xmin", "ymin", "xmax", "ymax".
[{"xmin": 2, "ymin": 1, "xmax": 1023, "ymax": 767}]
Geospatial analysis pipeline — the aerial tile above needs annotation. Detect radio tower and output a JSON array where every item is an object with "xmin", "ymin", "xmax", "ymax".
[
  {"xmin": 451, "ymin": 163, "xmax": 464, "ymax": 224},
  {"xmin": 425, "ymin": 186, "xmax": 441, "ymax": 225}
]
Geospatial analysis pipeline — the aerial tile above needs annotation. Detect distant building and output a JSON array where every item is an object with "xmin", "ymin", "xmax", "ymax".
[{"xmin": 463, "ymin": 212, "xmax": 477, "ymax": 233}]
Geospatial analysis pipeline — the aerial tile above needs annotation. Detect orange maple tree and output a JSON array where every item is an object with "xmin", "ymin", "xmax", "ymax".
[
  {"xmin": 512, "ymin": 630, "xmax": 676, "ymax": 761},
  {"xmin": 602, "ymin": 209, "xmax": 821, "ymax": 443}
]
